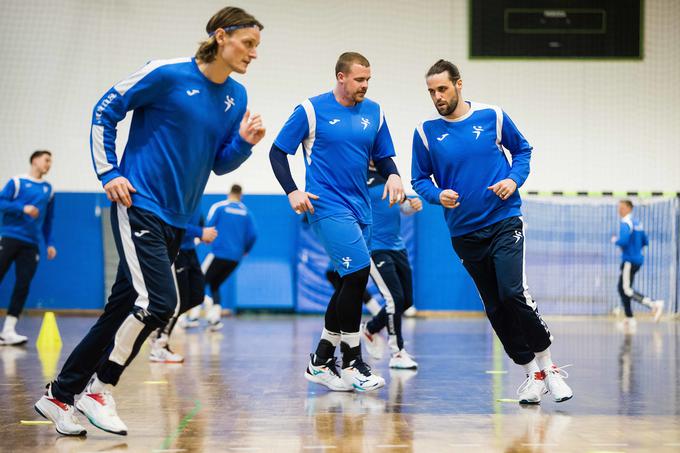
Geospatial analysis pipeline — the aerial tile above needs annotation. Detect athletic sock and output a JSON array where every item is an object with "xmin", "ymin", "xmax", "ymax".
[
  {"xmin": 534, "ymin": 347, "xmax": 553, "ymax": 371},
  {"xmin": 522, "ymin": 359, "xmax": 541, "ymax": 376}
]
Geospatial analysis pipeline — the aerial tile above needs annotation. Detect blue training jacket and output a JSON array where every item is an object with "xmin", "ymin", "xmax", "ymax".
[
  {"xmin": 0, "ymin": 175, "xmax": 55, "ymax": 247},
  {"xmin": 90, "ymin": 57, "xmax": 253, "ymax": 228}
]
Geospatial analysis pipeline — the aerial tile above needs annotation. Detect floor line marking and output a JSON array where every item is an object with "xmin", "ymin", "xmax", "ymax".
[
  {"xmin": 376, "ymin": 445, "xmax": 410, "ymax": 448},
  {"xmin": 20, "ymin": 420, "xmax": 53, "ymax": 425},
  {"xmin": 144, "ymin": 380, "xmax": 168, "ymax": 384},
  {"xmin": 485, "ymin": 370, "xmax": 508, "ymax": 374},
  {"xmin": 302, "ymin": 446, "xmax": 337, "ymax": 450},
  {"xmin": 159, "ymin": 399, "xmax": 201, "ymax": 450}
]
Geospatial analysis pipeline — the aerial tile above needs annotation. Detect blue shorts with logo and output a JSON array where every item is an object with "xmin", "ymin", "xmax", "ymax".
[{"xmin": 311, "ymin": 214, "xmax": 372, "ymax": 277}]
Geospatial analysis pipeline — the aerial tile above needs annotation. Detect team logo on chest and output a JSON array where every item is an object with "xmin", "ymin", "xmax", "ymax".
[
  {"xmin": 472, "ymin": 125, "xmax": 484, "ymax": 139},
  {"xmin": 224, "ymin": 95, "xmax": 235, "ymax": 112},
  {"xmin": 360, "ymin": 117, "xmax": 370, "ymax": 130}
]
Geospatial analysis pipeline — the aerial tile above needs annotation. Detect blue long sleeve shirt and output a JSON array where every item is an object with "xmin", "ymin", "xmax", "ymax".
[
  {"xmin": 90, "ymin": 57, "xmax": 253, "ymax": 228},
  {"xmin": 0, "ymin": 175, "xmax": 55, "ymax": 247},
  {"xmin": 180, "ymin": 210, "xmax": 204, "ymax": 251},
  {"xmin": 615, "ymin": 214, "xmax": 647, "ymax": 265},
  {"xmin": 206, "ymin": 199, "xmax": 257, "ymax": 261},
  {"xmin": 411, "ymin": 101, "xmax": 532, "ymax": 237}
]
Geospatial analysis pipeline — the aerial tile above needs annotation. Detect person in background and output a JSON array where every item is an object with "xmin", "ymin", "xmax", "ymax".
[
  {"xmin": 0, "ymin": 150, "xmax": 57, "ymax": 346},
  {"xmin": 612, "ymin": 199, "xmax": 664, "ymax": 331}
]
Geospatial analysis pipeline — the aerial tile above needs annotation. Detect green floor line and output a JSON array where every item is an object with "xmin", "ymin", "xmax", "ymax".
[{"xmin": 160, "ymin": 399, "xmax": 202, "ymax": 450}]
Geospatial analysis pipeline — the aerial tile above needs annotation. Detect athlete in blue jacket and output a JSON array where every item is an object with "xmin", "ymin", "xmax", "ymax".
[
  {"xmin": 612, "ymin": 200, "xmax": 664, "ymax": 327},
  {"xmin": 270, "ymin": 52, "xmax": 404, "ymax": 392},
  {"xmin": 361, "ymin": 166, "xmax": 421, "ymax": 370},
  {"xmin": 35, "ymin": 7, "xmax": 265, "ymax": 436},
  {"xmin": 0, "ymin": 150, "xmax": 57, "ymax": 345},
  {"xmin": 199, "ymin": 184, "xmax": 257, "ymax": 330},
  {"xmin": 412, "ymin": 60, "xmax": 572, "ymax": 405}
]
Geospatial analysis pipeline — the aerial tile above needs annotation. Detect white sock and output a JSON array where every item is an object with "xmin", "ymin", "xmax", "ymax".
[
  {"xmin": 320, "ymin": 328, "xmax": 341, "ymax": 347},
  {"xmin": 88, "ymin": 374, "xmax": 111, "ymax": 393},
  {"xmin": 365, "ymin": 298, "xmax": 382, "ymax": 317},
  {"xmin": 534, "ymin": 348, "xmax": 553, "ymax": 371},
  {"xmin": 341, "ymin": 331, "xmax": 361, "ymax": 349},
  {"xmin": 3, "ymin": 315, "xmax": 18, "ymax": 334},
  {"xmin": 522, "ymin": 359, "xmax": 541, "ymax": 376},
  {"xmin": 153, "ymin": 332, "xmax": 169, "ymax": 349},
  {"xmin": 641, "ymin": 297, "xmax": 653, "ymax": 308}
]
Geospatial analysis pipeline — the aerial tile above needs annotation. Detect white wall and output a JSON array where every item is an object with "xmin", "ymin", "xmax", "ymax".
[{"xmin": 1, "ymin": 0, "xmax": 678, "ymax": 193}]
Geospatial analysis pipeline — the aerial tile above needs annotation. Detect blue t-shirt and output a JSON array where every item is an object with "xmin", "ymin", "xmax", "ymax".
[
  {"xmin": 206, "ymin": 199, "xmax": 257, "ymax": 261},
  {"xmin": 90, "ymin": 57, "xmax": 253, "ymax": 228},
  {"xmin": 411, "ymin": 101, "xmax": 532, "ymax": 237},
  {"xmin": 274, "ymin": 91, "xmax": 396, "ymax": 225},
  {"xmin": 0, "ymin": 175, "xmax": 55, "ymax": 247},
  {"xmin": 616, "ymin": 214, "xmax": 647, "ymax": 266},
  {"xmin": 368, "ymin": 170, "xmax": 404, "ymax": 251},
  {"xmin": 180, "ymin": 209, "xmax": 203, "ymax": 251}
]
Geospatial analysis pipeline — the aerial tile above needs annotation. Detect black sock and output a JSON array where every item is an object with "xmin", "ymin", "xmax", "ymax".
[
  {"xmin": 341, "ymin": 343, "xmax": 362, "ymax": 368},
  {"xmin": 314, "ymin": 339, "xmax": 336, "ymax": 364}
]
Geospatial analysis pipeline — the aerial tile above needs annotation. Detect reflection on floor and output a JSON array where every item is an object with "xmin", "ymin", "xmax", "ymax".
[{"xmin": 1, "ymin": 315, "xmax": 679, "ymax": 452}]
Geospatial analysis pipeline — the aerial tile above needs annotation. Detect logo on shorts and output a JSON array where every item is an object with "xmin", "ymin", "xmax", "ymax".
[
  {"xmin": 361, "ymin": 118, "xmax": 370, "ymax": 130},
  {"xmin": 513, "ymin": 230, "xmax": 523, "ymax": 243},
  {"xmin": 473, "ymin": 125, "xmax": 484, "ymax": 139},
  {"xmin": 376, "ymin": 261, "xmax": 385, "ymax": 268},
  {"xmin": 134, "ymin": 230, "xmax": 150, "ymax": 238},
  {"xmin": 342, "ymin": 257, "xmax": 352, "ymax": 269}
]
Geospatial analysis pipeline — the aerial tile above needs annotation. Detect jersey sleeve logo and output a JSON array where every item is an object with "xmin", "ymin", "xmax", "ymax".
[
  {"xmin": 224, "ymin": 95, "xmax": 235, "ymax": 112},
  {"xmin": 361, "ymin": 118, "xmax": 370, "ymax": 130},
  {"xmin": 473, "ymin": 125, "xmax": 484, "ymax": 139}
]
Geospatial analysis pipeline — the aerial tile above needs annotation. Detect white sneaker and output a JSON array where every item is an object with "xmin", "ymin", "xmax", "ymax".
[
  {"xmin": 361, "ymin": 323, "xmax": 385, "ymax": 360},
  {"xmin": 304, "ymin": 354, "xmax": 352, "ymax": 392},
  {"xmin": 517, "ymin": 371, "xmax": 548, "ymax": 405},
  {"xmin": 652, "ymin": 300, "xmax": 664, "ymax": 323},
  {"xmin": 341, "ymin": 358, "xmax": 385, "ymax": 392},
  {"xmin": 206, "ymin": 305, "xmax": 223, "ymax": 331},
  {"xmin": 543, "ymin": 365, "xmax": 573, "ymax": 403},
  {"xmin": 34, "ymin": 384, "xmax": 87, "ymax": 436},
  {"xmin": 622, "ymin": 317, "xmax": 637, "ymax": 334},
  {"xmin": 389, "ymin": 349, "xmax": 418, "ymax": 369},
  {"xmin": 0, "ymin": 329, "xmax": 28, "ymax": 346},
  {"xmin": 75, "ymin": 376, "xmax": 128, "ymax": 435},
  {"xmin": 149, "ymin": 345, "xmax": 184, "ymax": 363},
  {"xmin": 403, "ymin": 306, "xmax": 417, "ymax": 318},
  {"xmin": 178, "ymin": 313, "xmax": 200, "ymax": 329}
]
